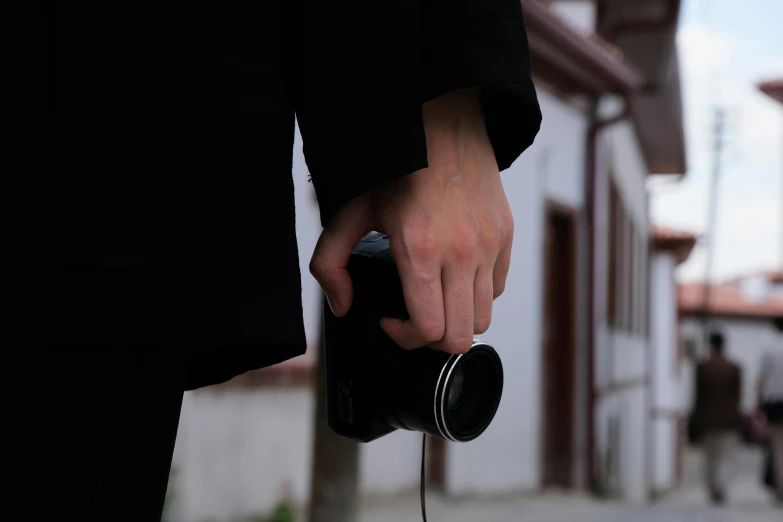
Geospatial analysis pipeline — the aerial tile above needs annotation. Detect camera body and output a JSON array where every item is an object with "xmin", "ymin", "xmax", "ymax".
[{"xmin": 324, "ymin": 233, "xmax": 503, "ymax": 443}]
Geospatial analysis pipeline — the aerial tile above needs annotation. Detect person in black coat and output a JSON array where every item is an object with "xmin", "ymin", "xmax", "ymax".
[
  {"xmin": 691, "ymin": 332, "xmax": 743, "ymax": 505},
  {"xmin": 2, "ymin": 1, "xmax": 541, "ymax": 519}
]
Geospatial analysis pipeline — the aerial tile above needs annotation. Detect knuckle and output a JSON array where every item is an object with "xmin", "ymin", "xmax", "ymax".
[
  {"xmin": 450, "ymin": 234, "xmax": 477, "ymax": 262},
  {"xmin": 309, "ymin": 257, "xmax": 328, "ymax": 279},
  {"xmin": 400, "ymin": 228, "xmax": 439, "ymax": 259},
  {"xmin": 493, "ymin": 282, "xmax": 506, "ymax": 299}
]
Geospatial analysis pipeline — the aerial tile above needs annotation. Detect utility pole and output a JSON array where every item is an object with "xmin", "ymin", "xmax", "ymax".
[
  {"xmin": 701, "ymin": 107, "xmax": 726, "ymax": 351},
  {"xmin": 702, "ymin": 107, "xmax": 726, "ymax": 347},
  {"xmin": 308, "ymin": 298, "xmax": 360, "ymax": 522}
]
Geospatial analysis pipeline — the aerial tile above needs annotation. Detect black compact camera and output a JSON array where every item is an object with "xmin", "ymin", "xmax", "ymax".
[{"xmin": 324, "ymin": 233, "xmax": 504, "ymax": 443}]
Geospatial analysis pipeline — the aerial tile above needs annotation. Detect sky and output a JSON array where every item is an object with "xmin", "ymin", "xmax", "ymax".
[{"xmin": 650, "ymin": 0, "xmax": 783, "ymax": 282}]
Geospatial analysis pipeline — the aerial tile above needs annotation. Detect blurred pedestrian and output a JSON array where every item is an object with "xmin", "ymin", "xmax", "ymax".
[
  {"xmin": 692, "ymin": 331, "xmax": 743, "ymax": 505},
  {"xmin": 757, "ymin": 316, "xmax": 783, "ymax": 504}
]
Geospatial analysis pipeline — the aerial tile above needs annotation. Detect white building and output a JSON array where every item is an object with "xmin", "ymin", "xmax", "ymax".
[
  {"xmin": 168, "ymin": 1, "xmax": 688, "ymax": 520},
  {"xmin": 648, "ymin": 226, "xmax": 696, "ymax": 497},
  {"xmin": 574, "ymin": 0, "xmax": 686, "ymax": 503}
]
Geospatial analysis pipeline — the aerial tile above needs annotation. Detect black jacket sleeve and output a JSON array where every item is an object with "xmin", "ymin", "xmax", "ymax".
[{"xmin": 294, "ymin": 0, "xmax": 541, "ymax": 227}]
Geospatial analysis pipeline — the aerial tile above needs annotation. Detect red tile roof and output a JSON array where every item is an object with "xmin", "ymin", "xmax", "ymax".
[
  {"xmin": 652, "ymin": 226, "xmax": 697, "ymax": 265},
  {"xmin": 653, "ymin": 226, "xmax": 697, "ymax": 242},
  {"xmin": 759, "ymin": 79, "xmax": 783, "ymax": 105},
  {"xmin": 765, "ymin": 270, "xmax": 783, "ymax": 284},
  {"xmin": 725, "ymin": 270, "xmax": 783, "ymax": 285},
  {"xmin": 679, "ymin": 282, "xmax": 783, "ymax": 319}
]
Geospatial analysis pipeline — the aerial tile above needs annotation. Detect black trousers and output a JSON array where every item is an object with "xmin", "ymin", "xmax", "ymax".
[{"xmin": 1, "ymin": 350, "xmax": 188, "ymax": 521}]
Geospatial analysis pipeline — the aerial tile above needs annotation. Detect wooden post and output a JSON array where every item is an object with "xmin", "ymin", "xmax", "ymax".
[{"xmin": 308, "ymin": 298, "xmax": 360, "ymax": 522}]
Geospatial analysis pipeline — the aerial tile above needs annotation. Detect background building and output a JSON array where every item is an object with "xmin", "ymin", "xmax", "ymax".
[
  {"xmin": 581, "ymin": 0, "xmax": 686, "ymax": 501},
  {"xmin": 648, "ymin": 226, "xmax": 696, "ymax": 497}
]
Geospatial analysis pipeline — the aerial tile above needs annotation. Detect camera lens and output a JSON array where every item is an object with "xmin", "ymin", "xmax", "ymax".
[
  {"xmin": 384, "ymin": 341, "xmax": 503, "ymax": 443},
  {"xmin": 437, "ymin": 345, "xmax": 503, "ymax": 442},
  {"xmin": 447, "ymin": 365, "xmax": 465, "ymax": 410}
]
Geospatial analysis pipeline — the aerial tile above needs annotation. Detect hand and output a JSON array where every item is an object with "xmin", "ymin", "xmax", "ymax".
[{"xmin": 310, "ymin": 88, "xmax": 514, "ymax": 354}]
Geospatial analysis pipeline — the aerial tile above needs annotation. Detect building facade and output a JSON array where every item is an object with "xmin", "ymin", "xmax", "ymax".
[
  {"xmin": 575, "ymin": 0, "xmax": 686, "ymax": 503},
  {"xmin": 648, "ymin": 227, "xmax": 696, "ymax": 497}
]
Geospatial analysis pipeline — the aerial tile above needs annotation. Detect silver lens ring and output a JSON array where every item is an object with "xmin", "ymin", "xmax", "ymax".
[
  {"xmin": 435, "ymin": 340, "xmax": 492, "ymax": 442},
  {"xmin": 439, "ymin": 354, "xmax": 464, "ymax": 442},
  {"xmin": 433, "ymin": 354, "xmax": 459, "ymax": 442}
]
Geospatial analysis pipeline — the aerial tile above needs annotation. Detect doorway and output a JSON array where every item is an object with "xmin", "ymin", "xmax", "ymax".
[{"xmin": 542, "ymin": 203, "xmax": 577, "ymax": 488}]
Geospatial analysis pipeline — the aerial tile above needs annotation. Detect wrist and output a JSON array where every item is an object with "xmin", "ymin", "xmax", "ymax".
[
  {"xmin": 421, "ymin": 87, "xmax": 497, "ymax": 182},
  {"xmin": 422, "ymin": 87, "xmax": 486, "ymax": 140}
]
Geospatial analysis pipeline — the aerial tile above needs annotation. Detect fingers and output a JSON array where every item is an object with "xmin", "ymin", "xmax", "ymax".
[
  {"xmin": 382, "ymin": 231, "xmax": 507, "ymax": 354},
  {"xmin": 473, "ymin": 266, "xmax": 493, "ymax": 335},
  {"xmin": 380, "ymin": 238, "xmax": 445, "ymax": 350},
  {"xmin": 430, "ymin": 261, "xmax": 475, "ymax": 354},
  {"xmin": 493, "ymin": 224, "xmax": 513, "ymax": 299},
  {"xmin": 379, "ymin": 203, "xmax": 512, "ymax": 353},
  {"xmin": 309, "ymin": 199, "xmax": 369, "ymax": 317}
]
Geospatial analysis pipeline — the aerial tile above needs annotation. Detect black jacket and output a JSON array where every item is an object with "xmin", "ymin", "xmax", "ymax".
[
  {"xmin": 5, "ymin": 0, "xmax": 541, "ymax": 389},
  {"xmin": 693, "ymin": 356, "xmax": 743, "ymax": 434}
]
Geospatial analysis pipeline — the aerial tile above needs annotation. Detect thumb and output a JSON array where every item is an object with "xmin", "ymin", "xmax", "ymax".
[{"xmin": 309, "ymin": 198, "xmax": 370, "ymax": 317}]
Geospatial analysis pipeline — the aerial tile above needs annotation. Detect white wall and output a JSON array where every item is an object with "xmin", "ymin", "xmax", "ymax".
[
  {"xmin": 293, "ymin": 123, "xmax": 327, "ymax": 344},
  {"xmin": 541, "ymin": 90, "xmax": 588, "ymax": 209},
  {"xmin": 594, "ymin": 334, "xmax": 649, "ymax": 502},
  {"xmin": 601, "ymin": 97, "xmax": 650, "ymax": 229},
  {"xmin": 446, "ymin": 88, "xmax": 588, "ymax": 495},
  {"xmin": 592, "ymin": 94, "xmax": 651, "ymax": 503},
  {"xmin": 550, "ymin": 0, "xmax": 597, "ymax": 35},
  {"xmin": 650, "ymin": 254, "xmax": 679, "ymax": 410},
  {"xmin": 594, "ymin": 385, "xmax": 647, "ymax": 501},
  {"xmin": 648, "ymin": 252, "xmax": 683, "ymax": 494},
  {"xmin": 171, "ymin": 389, "xmax": 315, "ymax": 522},
  {"xmin": 360, "ymin": 431, "xmax": 423, "ymax": 495},
  {"xmin": 173, "ymin": 392, "xmax": 428, "ymax": 522},
  {"xmin": 651, "ymin": 417, "xmax": 677, "ymax": 491},
  {"xmin": 681, "ymin": 317, "xmax": 783, "ymax": 412}
]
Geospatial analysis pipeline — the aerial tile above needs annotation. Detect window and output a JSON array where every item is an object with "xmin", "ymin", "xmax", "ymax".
[
  {"xmin": 639, "ymin": 234, "xmax": 651, "ymax": 337},
  {"xmin": 633, "ymin": 232, "xmax": 646, "ymax": 334},
  {"xmin": 607, "ymin": 180, "xmax": 648, "ymax": 336},
  {"xmin": 623, "ymin": 217, "xmax": 633, "ymax": 330},
  {"xmin": 608, "ymin": 183, "xmax": 619, "ymax": 324}
]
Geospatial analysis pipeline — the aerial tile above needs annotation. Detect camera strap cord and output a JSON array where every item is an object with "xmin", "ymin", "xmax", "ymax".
[{"xmin": 420, "ymin": 434, "xmax": 428, "ymax": 521}]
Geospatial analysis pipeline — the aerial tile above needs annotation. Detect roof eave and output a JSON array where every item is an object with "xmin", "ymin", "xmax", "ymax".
[
  {"xmin": 759, "ymin": 79, "xmax": 783, "ymax": 105},
  {"xmin": 595, "ymin": 0, "xmax": 687, "ymax": 177},
  {"xmin": 522, "ymin": 0, "xmax": 643, "ymax": 96}
]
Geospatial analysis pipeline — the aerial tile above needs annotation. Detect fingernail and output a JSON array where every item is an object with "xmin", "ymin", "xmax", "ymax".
[{"xmin": 326, "ymin": 293, "xmax": 343, "ymax": 317}]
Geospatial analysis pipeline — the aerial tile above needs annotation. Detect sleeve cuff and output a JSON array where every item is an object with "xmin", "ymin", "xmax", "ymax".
[
  {"xmin": 419, "ymin": 7, "xmax": 542, "ymax": 172},
  {"xmin": 306, "ymin": 122, "xmax": 428, "ymax": 227}
]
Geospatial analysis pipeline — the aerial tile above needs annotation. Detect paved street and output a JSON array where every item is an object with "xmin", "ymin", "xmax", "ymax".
[{"xmin": 360, "ymin": 449, "xmax": 782, "ymax": 522}]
